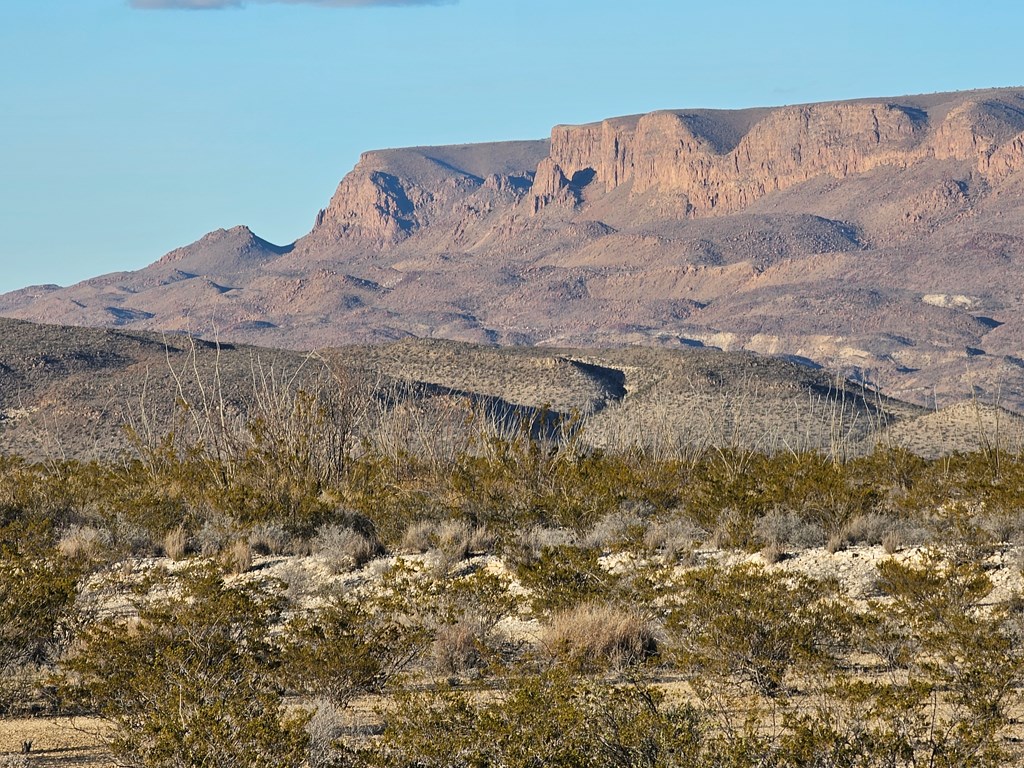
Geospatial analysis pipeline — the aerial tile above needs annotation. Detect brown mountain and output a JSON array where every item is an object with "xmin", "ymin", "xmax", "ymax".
[{"xmin": 3, "ymin": 88, "xmax": 1024, "ymax": 410}]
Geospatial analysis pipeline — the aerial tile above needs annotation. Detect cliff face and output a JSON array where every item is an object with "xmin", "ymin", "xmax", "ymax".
[
  {"xmin": 532, "ymin": 93, "xmax": 1024, "ymax": 215},
  {"xmin": 308, "ymin": 159, "xmax": 427, "ymax": 246},
  {"xmin": 293, "ymin": 91, "xmax": 1024, "ymax": 243},
  {"xmin": 303, "ymin": 141, "xmax": 549, "ymax": 251}
]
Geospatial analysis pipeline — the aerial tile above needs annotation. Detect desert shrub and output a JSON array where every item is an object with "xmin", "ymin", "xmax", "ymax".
[
  {"xmin": 61, "ymin": 565, "xmax": 308, "ymax": 768},
  {"xmin": 280, "ymin": 591, "xmax": 424, "ymax": 707},
  {"xmin": 511, "ymin": 544, "xmax": 621, "ymax": 614},
  {"xmin": 313, "ymin": 523, "xmax": 382, "ymax": 573},
  {"xmin": 0, "ymin": 519, "xmax": 81, "ymax": 709},
  {"xmin": 753, "ymin": 508, "xmax": 826, "ymax": 550},
  {"xmin": 373, "ymin": 562, "xmax": 519, "ymax": 677},
  {"xmin": 432, "ymin": 519, "xmax": 473, "ymax": 566},
  {"xmin": 540, "ymin": 602, "xmax": 658, "ymax": 671},
  {"xmin": 303, "ymin": 698, "xmax": 350, "ymax": 768},
  {"xmin": 681, "ymin": 449, "xmax": 770, "ymax": 537},
  {"xmin": 399, "ymin": 520, "xmax": 434, "ymax": 553},
  {"xmin": 849, "ymin": 550, "xmax": 1024, "ymax": 766},
  {"xmin": 642, "ymin": 517, "xmax": 705, "ymax": 561},
  {"xmin": 709, "ymin": 507, "xmax": 756, "ymax": 550},
  {"xmin": 396, "ymin": 519, "xmax": 488, "ymax": 572},
  {"xmin": 506, "ymin": 525, "xmax": 576, "ymax": 563},
  {"xmin": 125, "ymin": 357, "xmax": 364, "ymax": 539},
  {"xmin": 369, "ymin": 669, "xmax": 706, "ymax": 768},
  {"xmin": 194, "ymin": 510, "xmax": 233, "ymax": 557},
  {"xmin": 247, "ymin": 522, "xmax": 290, "ymax": 556},
  {"xmin": 757, "ymin": 452, "xmax": 881, "ymax": 538},
  {"xmin": 844, "ymin": 512, "xmax": 890, "ymax": 545},
  {"xmin": 668, "ymin": 562, "xmax": 850, "ymax": 698},
  {"xmin": 431, "ymin": 619, "xmax": 488, "ymax": 676},
  {"xmin": 581, "ymin": 505, "xmax": 649, "ymax": 552},
  {"xmin": 681, "ymin": 451, "xmax": 884, "ymax": 548}
]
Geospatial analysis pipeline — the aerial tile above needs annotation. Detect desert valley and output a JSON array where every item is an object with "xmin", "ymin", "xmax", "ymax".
[{"xmin": 3, "ymin": 86, "xmax": 1024, "ymax": 768}]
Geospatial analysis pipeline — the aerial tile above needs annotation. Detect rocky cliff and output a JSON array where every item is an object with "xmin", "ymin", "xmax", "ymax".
[
  {"xmin": 532, "ymin": 92, "xmax": 1024, "ymax": 215},
  {"xmin": 302, "ymin": 141, "xmax": 548, "ymax": 251}
]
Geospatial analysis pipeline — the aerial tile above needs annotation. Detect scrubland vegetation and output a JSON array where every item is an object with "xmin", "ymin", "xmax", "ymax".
[{"xmin": 4, "ymin": 365, "xmax": 1024, "ymax": 767}]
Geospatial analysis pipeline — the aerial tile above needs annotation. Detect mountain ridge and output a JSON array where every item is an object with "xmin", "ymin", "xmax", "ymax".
[{"xmin": 3, "ymin": 87, "xmax": 1024, "ymax": 410}]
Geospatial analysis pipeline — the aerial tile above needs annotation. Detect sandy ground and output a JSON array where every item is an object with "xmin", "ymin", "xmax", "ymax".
[{"xmin": 0, "ymin": 718, "xmax": 111, "ymax": 767}]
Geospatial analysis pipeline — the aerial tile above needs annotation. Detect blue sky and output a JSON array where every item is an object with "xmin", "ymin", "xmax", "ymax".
[{"xmin": 1, "ymin": 0, "xmax": 1021, "ymax": 293}]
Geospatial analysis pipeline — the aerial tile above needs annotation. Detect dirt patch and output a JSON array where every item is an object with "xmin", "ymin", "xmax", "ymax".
[{"xmin": 0, "ymin": 718, "xmax": 111, "ymax": 767}]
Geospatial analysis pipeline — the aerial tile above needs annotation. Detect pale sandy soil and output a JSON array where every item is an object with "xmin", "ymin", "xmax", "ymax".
[{"xmin": 0, "ymin": 718, "xmax": 111, "ymax": 767}]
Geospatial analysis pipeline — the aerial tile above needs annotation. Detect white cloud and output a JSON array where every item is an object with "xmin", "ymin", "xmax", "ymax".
[{"xmin": 130, "ymin": 0, "xmax": 454, "ymax": 8}]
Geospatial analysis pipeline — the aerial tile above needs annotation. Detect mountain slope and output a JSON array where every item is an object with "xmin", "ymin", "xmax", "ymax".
[{"xmin": 3, "ymin": 88, "xmax": 1024, "ymax": 410}]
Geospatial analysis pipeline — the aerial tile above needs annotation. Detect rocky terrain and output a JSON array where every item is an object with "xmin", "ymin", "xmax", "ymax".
[{"xmin": 2, "ymin": 88, "xmax": 1024, "ymax": 410}]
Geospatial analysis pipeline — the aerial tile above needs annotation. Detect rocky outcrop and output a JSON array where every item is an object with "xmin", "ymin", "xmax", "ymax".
[
  {"xmin": 305, "ymin": 142, "xmax": 549, "ymax": 250},
  {"xmin": 310, "ymin": 163, "xmax": 422, "ymax": 246},
  {"xmin": 980, "ymin": 130, "xmax": 1024, "ymax": 181},
  {"xmin": 531, "ymin": 92, "xmax": 1024, "ymax": 217}
]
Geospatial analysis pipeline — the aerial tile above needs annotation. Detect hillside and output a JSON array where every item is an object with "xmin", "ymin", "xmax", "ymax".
[
  {"xmin": 3, "ymin": 318, "xmax": 1022, "ymax": 463},
  {"xmin": 2, "ymin": 88, "xmax": 1024, "ymax": 410}
]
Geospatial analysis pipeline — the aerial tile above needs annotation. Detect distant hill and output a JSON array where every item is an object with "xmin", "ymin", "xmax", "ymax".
[
  {"xmin": 3, "ymin": 88, "xmax": 1024, "ymax": 411},
  {"xmin": 3, "ymin": 318, "xmax": 1021, "ymax": 463}
]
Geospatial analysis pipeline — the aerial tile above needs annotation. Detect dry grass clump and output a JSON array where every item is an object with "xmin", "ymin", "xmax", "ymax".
[
  {"xmin": 978, "ymin": 513, "xmax": 1024, "ymax": 545},
  {"xmin": 507, "ymin": 525, "xmax": 577, "ymax": 566},
  {"xmin": 313, "ymin": 524, "xmax": 382, "ymax": 573},
  {"xmin": 248, "ymin": 523, "xmax": 290, "ymax": 556},
  {"xmin": 276, "ymin": 560, "xmax": 312, "ymax": 606},
  {"xmin": 399, "ymin": 520, "xmax": 433, "ymax": 554},
  {"xmin": 844, "ymin": 513, "xmax": 930, "ymax": 552},
  {"xmin": 825, "ymin": 533, "xmax": 847, "ymax": 554},
  {"xmin": 57, "ymin": 525, "xmax": 110, "ymax": 560},
  {"xmin": 162, "ymin": 526, "xmax": 188, "ymax": 561},
  {"xmin": 399, "ymin": 520, "xmax": 493, "ymax": 563},
  {"xmin": 195, "ymin": 513, "xmax": 233, "ymax": 558},
  {"xmin": 304, "ymin": 698, "xmax": 347, "ymax": 768},
  {"xmin": 760, "ymin": 541, "xmax": 786, "ymax": 564},
  {"xmin": 581, "ymin": 506, "xmax": 647, "ymax": 552},
  {"xmin": 844, "ymin": 513, "xmax": 895, "ymax": 546},
  {"xmin": 434, "ymin": 520, "xmax": 473, "ymax": 563},
  {"xmin": 643, "ymin": 518, "xmax": 706, "ymax": 561},
  {"xmin": 432, "ymin": 619, "xmax": 489, "ymax": 676},
  {"xmin": 220, "ymin": 540, "xmax": 253, "ymax": 574},
  {"xmin": 882, "ymin": 530, "xmax": 903, "ymax": 555},
  {"xmin": 540, "ymin": 602, "xmax": 657, "ymax": 671}
]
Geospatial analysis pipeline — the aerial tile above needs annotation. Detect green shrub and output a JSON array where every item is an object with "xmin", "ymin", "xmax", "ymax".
[
  {"xmin": 511, "ymin": 544, "xmax": 621, "ymax": 614},
  {"xmin": 0, "ymin": 518, "xmax": 82, "ymax": 715},
  {"xmin": 847, "ymin": 550, "xmax": 1024, "ymax": 767},
  {"xmin": 280, "ymin": 592, "xmax": 424, "ymax": 707},
  {"xmin": 0, "ymin": 518, "xmax": 81, "ymax": 665},
  {"xmin": 61, "ymin": 565, "xmax": 308, "ymax": 768},
  {"xmin": 369, "ymin": 669, "xmax": 706, "ymax": 768},
  {"xmin": 668, "ymin": 562, "xmax": 850, "ymax": 698}
]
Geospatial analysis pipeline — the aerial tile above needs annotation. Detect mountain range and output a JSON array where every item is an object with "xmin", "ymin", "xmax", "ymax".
[{"xmin": 3, "ymin": 87, "xmax": 1024, "ymax": 410}]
